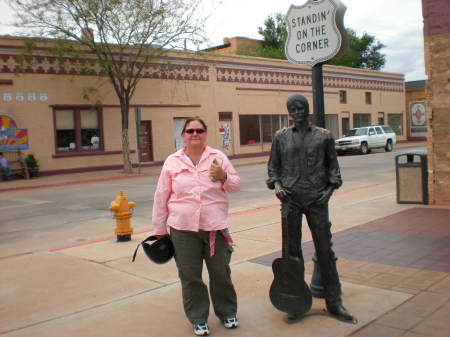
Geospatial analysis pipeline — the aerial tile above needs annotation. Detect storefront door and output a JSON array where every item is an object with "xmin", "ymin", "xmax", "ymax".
[{"xmin": 139, "ymin": 121, "xmax": 153, "ymax": 162}]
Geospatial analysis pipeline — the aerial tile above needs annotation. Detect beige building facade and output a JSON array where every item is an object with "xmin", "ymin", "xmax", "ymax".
[{"xmin": 0, "ymin": 36, "xmax": 405, "ymax": 175}]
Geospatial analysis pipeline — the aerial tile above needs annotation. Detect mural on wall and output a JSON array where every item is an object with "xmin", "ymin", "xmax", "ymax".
[
  {"xmin": 0, "ymin": 115, "xmax": 29, "ymax": 151},
  {"xmin": 409, "ymin": 101, "xmax": 427, "ymax": 136},
  {"xmin": 220, "ymin": 123, "xmax": 231, "ymax": 151}
]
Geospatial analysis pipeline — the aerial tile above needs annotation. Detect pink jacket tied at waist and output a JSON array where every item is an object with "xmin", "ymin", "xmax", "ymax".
[{"xmin": 152, "ymin": 146, "xmax": 240, "ymax": 237}]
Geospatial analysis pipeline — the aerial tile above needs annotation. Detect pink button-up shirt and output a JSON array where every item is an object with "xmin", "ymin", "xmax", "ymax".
[{"xmin": 152, "ymin": 146, "xmax": 240, "ymax": 236}]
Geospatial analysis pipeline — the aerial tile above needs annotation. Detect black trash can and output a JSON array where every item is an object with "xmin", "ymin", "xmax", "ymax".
[{"xmin": 395, "ymin": 150, "xmax": 428, "ymax": 204}]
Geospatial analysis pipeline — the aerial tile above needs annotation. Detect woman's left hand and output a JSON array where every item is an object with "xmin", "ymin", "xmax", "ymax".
[{"xmin": 210, "ymin": 158, "xmax": 227, "ymax": 182}]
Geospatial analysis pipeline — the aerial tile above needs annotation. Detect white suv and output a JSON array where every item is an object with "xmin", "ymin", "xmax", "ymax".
[{"xmin": 335, "ymin": 125, "xmax": 397, "ymax": 155}]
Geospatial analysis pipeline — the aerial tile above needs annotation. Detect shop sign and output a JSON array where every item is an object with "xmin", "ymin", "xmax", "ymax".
[{"xmin": 409, "ymin": 101, "xmax": 427, "ymax": 136}]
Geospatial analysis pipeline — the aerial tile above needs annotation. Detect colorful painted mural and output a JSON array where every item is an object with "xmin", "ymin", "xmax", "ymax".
[{"xmin": 0, "ymin": 115, "xmax": 29, "ymax": 150}]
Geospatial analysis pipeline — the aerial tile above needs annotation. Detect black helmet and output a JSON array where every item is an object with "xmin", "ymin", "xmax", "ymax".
[{"xmin": 131, "ymin": 235, "xmax": 175, "ymax": 264}]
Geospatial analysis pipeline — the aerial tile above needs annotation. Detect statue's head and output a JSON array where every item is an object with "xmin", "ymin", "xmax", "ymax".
[{"xmin": 286, "ymin": 94, "xmax": 309, "ymax": 125}]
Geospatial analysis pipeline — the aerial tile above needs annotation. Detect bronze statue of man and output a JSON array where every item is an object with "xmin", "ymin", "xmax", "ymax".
[{"xmin": 267, "ymin": 94, "xmax": 355, "ymax": 322}]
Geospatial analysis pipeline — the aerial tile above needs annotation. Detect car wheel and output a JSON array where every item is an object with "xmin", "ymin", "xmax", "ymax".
[
  {"xmin": 385, "ymin": 140, "xmax": 393, "ymax": 152},
  {"xmin": 337, "ymin": 151, "xmax": 345, "ymax": 156},
  {"xmin": 360, "ymin": 142, "xmax": 368, "ymax": 155}
]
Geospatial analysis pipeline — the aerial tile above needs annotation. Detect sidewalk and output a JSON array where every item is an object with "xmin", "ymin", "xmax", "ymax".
[{"xmin": 1, "ymin": 141, "xmax": 449, "ymax": 337}]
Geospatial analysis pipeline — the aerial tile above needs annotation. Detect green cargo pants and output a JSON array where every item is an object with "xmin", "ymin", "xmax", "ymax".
[{"xmin": 170, "ymin": 228, "xmax": 237, "ymax": 325}]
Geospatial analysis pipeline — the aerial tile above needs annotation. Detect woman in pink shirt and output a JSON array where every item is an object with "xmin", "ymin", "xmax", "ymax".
[{"xmin": 152, "ymin": 117, "xmax": 240, "ymax": 336}]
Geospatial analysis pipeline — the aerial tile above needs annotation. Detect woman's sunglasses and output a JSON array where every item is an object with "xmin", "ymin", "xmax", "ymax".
[{"xmin": 185, "ymin": 128, "xmax": 206, "ymax": 134}]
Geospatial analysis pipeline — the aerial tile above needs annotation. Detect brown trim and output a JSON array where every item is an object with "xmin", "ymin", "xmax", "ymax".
[
  {"xmin": 113, "ymin": 104, "xmax": 201, "ymax": 108},
  {"xmin": 218, "ymin": 67, "xmax": 403, "ymax": 92},
  {"xmin": 236, "ymin": 87, "xmax": 338, "ymax": 94},
  {"xmin": 215, "ymin": 61, "xmax": 404, "ymax": 82},
  {"xmin": 52, "ymin": 150, "xmax": 136, "ymax": 158},
  {"xmin": 0, "ymin": 53, "xmax": 210, "ymax": 81},
  {"xmin": 39, "ymin": 160, "xmax": 163, "ymax": 176},
  {"xmin": 0, "ymin": 79, "xmax": 13, "ymax": 85},
  {"xmin": 50, "ymin": 104, "xmax": 201, "ymax": 109},
  {"xmin": 0, "ymin": 43, "xmax": 403, "ymax": 82}
]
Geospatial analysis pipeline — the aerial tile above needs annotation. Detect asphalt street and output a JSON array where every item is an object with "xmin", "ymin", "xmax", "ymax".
[{"xmin": 0, "ymin": 143, "xmax": 425, "ymax": 257}]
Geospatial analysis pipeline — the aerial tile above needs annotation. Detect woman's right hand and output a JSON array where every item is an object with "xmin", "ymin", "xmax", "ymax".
[{"xmin": 155, "ymin": 234, "xmax": 169, "ymax": 239}]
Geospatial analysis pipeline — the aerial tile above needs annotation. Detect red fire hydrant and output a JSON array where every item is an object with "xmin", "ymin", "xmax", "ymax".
[{"xmin": 109, "ymin": 191, "xmax": 135, "ymax": 241}]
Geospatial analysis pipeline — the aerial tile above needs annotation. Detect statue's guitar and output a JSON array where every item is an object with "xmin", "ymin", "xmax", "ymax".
[{"xmin": 269, "ymin": 212, "xmax": 312, "ymax": 316}]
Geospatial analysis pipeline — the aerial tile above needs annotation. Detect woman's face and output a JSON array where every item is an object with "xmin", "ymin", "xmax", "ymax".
[{"xmin": 182, "ymin": 120, "xmax": 207, "ymax": 148}]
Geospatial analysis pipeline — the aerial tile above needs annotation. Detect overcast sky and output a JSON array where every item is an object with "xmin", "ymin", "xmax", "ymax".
[{"xmin": 0, "ymin": 0, "xmax": 426, "ymax": 81}]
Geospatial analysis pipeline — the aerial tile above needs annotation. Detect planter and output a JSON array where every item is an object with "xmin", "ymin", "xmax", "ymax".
[{"xmin": 28, "ymin": 168, "xmax": 39, "ymax": 178}]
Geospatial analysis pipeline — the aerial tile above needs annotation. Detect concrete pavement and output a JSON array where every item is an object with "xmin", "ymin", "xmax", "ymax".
[{"xmin": 1, "ymin": 141, "xmax": 449, "ymax": 337}]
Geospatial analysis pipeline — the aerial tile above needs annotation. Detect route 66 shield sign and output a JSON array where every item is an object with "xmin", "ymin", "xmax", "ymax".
[{"xmin": 285, "ymin": 0, "xmax": 347, "ymax": 66}]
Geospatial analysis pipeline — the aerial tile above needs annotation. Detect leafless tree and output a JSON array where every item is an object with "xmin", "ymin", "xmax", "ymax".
[{"xmin": 9, "ymin": 0, "xmax": 208, "ymax": 173}]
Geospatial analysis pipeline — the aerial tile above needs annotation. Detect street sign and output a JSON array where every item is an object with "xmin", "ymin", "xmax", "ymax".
[{"xmin": 285, "ymin": 0, "xmax": 347, "ymax": 66}]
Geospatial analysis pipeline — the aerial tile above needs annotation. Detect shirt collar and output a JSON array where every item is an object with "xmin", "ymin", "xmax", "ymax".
[
  {"xmin": 292, "ymin": 124, "xmax": 312, "ymax": 132},
  {"xmin": 174, "ymin": 145, "xmax": 219, "ymax": 162}
]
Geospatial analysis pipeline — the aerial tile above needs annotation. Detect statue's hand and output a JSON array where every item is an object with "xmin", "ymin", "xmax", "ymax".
[
  {"xmin": 275, "ymin": 182, "xmax": 291, "ymax": 201},
  {"xmin": 316, "ymin": 186, "xmax": 334, "ymax": 205}
]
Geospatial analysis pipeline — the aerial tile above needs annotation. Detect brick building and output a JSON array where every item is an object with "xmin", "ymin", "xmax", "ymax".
[{"xmin": 422, "ymin": 0, "xmax": 450, "ymax": 205}]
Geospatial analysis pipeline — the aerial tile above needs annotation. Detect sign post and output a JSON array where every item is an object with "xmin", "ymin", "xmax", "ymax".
[
  {"xmin": 135, "ymin": 107, "xmax": 141, "ymax": 174},
  {"xmin": 312, "ymin": 63, "xmax": 325, "ymax": 127},
  {"xmin": 285, "ymin": 0, "xmax": 347, "ymax": 127}
]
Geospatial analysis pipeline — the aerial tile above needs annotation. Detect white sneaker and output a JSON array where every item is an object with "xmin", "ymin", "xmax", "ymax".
[
  {"xmin": 223, "ymin": 317, "xmax": 239, "ymax": 329},
  {"xmin": 193, "ymin": 323, "xmax": 210, "ymax": 336}
]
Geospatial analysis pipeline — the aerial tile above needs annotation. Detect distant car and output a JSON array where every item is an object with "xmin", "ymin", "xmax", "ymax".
[{"xmin": 335, "ymin": 125, "xmax": 397, "ymax": 155}]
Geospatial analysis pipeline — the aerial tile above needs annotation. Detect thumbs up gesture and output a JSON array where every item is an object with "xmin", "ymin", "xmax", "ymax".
[{"xmin": 210, "ymin": 158, "xmax": 227, "ymax": 182}]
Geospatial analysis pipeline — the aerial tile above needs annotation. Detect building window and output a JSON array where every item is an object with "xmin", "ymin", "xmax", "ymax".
[
  {"xmin": 239, "ymin": 114, "xmax": 287, "ymax": 145},
  {"xmin": 365, "ymin": 92, "xmax": 372, "ymax": 104},
  {"xmin": 353, "ymin": 113, "xmax": 371, "ymax": 128},
  {"xmin": 325, "ymin": 114, "xmax": 339, "ymax": 139},
  {"xmin": 54, "ymin": 107, "xmax": 102, "ymax": 152},
  {"xmin": 219, "ymin": 111, "xmax": 233, "ymax": 121},
  {"xmin": 339, "ymin": 90, "xmax": 347, "ymax": 104},
  {"xmin": 388, "ymin": 113, "xmax": 403, "ymax": 136}
]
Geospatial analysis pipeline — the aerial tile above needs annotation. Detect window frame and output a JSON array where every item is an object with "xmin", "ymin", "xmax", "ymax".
[
  {"xmin": 387, "ymin": 113, "xmax": 404, "ymax": 136},
  {"xmin": 239, "ymin": 114, "xmax": 288, "ymax": 146},
  {"xmin": 365, "ymin": 92, "xmax": 372, "ymax": 105},
  {"xmin": 339, "ymin": 90, "xmax": 347, "ymax": 104},
  {"xmin": 353, "ymin": 113, "xmax": 372, "ymax": 128},
  {"xmin": 53, "ymin": 106, "xmax": 104, "ymax": 154}
]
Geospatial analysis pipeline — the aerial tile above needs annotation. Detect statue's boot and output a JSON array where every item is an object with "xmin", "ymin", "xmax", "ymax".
[
  {"xmin": 286, "ymin": 313, "xmax": 300, "ymax": 321},
  {"xmin": 326, "ymin": 300, "xmax": 357, "ymax": 324}
]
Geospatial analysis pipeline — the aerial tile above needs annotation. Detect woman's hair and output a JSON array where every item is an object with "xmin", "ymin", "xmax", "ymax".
[{"xmin": 181, "ymin": 117, "xmax": 208, "ymax": 135}]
